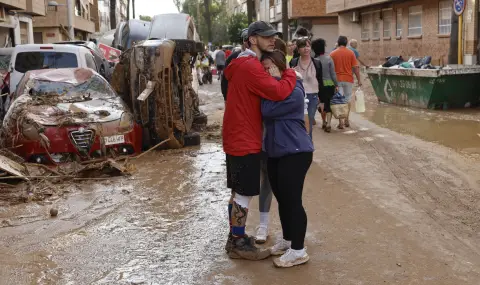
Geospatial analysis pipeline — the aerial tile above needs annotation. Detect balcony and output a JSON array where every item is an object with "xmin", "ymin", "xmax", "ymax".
[
  {"xmin": 74, "ymin": 15, "xmax": 95, "ymax": 33},
  {"xmin": 327, "ymin": 0, "xmax": 398, "ymax": 14},
  {"xmin": 0, "ymin": 0, "xmax": 27, "ymax": 11},
  {"xmin": 269, "ymin": 6, "xmax": 274, "ymax": 21},
  {"xmin": 25, "ymin": 0, "xmax": 46, "ymax": 16}
]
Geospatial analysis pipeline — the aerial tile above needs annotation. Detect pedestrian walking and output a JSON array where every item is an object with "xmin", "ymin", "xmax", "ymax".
[
  {"xmin": 223, "ymin": 21, "xmax": 297, "ymax": 260},
  {"xmin": 215, "ymin": 46, "xmax": 226, "ymax": 80},
  {"xmin": 330, "ymin": 36, "xmax": 362, "ymax": 129},
  {"xmin": 312, "ymin": 38, "xmax": 338, "ymax": 133},
  {"xmin": 290, "ymin": 38, "xmax": 323, "ymax": 138},
  {"xmin": 348, "ymin": 39, "xmax": 368, "ymax": 67},
  {"xmin": 221, "ymin": 29, "xmax": 248, "ymax": 101},
  {"xmin": 261, "ymin": 50, "xmax": 314, "ymax": 268}
]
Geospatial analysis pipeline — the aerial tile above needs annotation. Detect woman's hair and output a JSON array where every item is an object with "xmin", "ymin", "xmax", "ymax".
[
  {"xmin": 311, "ymin": 38, "xmax": 326, "ymax": 56},
  {"xmin": 261, "ymin": 50, "xmax": 287, "ymax": 72},
  {"xmin": 274, "ymin": 38, "xmax": 287, "ymax": 55},
  {"xmin": 296, "ymin": 38, "xmax": 311, "ymax": 49}
]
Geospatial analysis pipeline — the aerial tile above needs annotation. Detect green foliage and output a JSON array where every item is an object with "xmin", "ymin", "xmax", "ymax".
[
  {"xmin": 139, "ymin": 15, "xmax": 152, "ymax": 22},
  {"xmin": 181, "ymin": 0, "xmax": 229, "ymax": 45},
  {"xmin": 227, "ymin": 13, "xmax": 248, "ymax": 44}
]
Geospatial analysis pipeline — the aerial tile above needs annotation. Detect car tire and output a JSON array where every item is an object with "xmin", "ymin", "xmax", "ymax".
[
  {"xmin": 184, "ymin": 132, "xmax": 201, "ymax": 147},
  {"xmin": 142, "ymin": 126, "xmax": 152, "ymax": 150}
]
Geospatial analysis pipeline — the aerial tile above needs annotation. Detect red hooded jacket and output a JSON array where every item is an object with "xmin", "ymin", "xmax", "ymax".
[{"xmin": 223, "ymin": 52, "xmax": 297, "ymax": 156}]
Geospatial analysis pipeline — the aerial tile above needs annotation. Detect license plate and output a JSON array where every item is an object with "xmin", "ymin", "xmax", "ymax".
[{"xmin": 104, "ymin": 135, "xmax": 125, "ymax": 146}]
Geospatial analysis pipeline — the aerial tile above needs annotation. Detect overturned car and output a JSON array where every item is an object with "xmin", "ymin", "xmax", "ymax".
[
  {"xmin": 111, "ymin": 13, "xmax": 206, "ymax": 149},
  {"xmin": 3, "ymin": 68, "xmax": 142, "ymax": 164}
]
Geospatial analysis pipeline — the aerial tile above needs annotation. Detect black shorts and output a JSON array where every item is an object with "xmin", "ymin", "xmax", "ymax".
[
  {"xmin": 217, "ymin": 65, "xmax": 225, "ymax": 71},
  {"xmin": 226, "ymin": 153, "xmax": 262, "ymax": 196},
  {"xmin": 319, "ymin": 85, "xmax": 336, "ymax": 113}
]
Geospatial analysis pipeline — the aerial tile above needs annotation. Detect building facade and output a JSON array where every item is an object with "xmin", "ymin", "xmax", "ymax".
[
  {"xmin": 0, "ymin": 0, "xmax": 45, "ymax": 46},
  {"xmin": 33, "ymin": 0, "xmax": 98, "ymax": 44},
  {"xmin": 327, "ymin": 0, "xmax": 478, "ymax": 66}
]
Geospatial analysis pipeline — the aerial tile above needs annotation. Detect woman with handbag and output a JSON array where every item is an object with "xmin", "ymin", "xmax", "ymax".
[
  {"xmin": 290, "ymin": 39, "xmax": 323, "ymax": 138},
  {"xmin": 261, "ymin": 50, "xmax": 314, "ymax": 268},
  {"xmin": 311, "ymin": 38, "xmax": 338, "ymax": 133}
]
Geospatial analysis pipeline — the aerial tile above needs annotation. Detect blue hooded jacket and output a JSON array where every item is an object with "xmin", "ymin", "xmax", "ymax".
[{"xmin": 262, "ymin": 79, "xmax": 314, "ymax": 158}]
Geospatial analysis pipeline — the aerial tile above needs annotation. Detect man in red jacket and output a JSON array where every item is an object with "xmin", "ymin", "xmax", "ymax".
[{"xmin": 223, "ymin": 21, "xmax": 297, "ymax": 260}]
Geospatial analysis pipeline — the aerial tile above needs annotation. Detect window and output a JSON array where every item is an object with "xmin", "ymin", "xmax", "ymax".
[
  {"xmin": 383, "ymin": 10, "xmax": 393, "ymax": 38},
  {"xmin": 361, "ymin": 13, "xmax": 371, "ymax": 39},
  {"xmin": 396, "ymin": 8, "xmax": 403, "ymax": 37},
  {"xmin": 439, "ymin": 1, "xmax": 452, "ymax": 35},
  {"xmin": 408, "ymin": 5, "xmax": 422, "ymax": 36},
  {"xmin": 373, "ymin": 12, "xmax": 381, "ymax": 38},
  {"xmin": 85, "ymin": 53, "xmax": 97, "ymax": 71},
  {"xmin": 15, "ymin": 52, "xmax": 78, "ymax": 73}
]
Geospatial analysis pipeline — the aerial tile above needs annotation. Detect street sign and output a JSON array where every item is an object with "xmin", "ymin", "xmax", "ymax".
[
  {"xmin": 454, "ymin": 0, "xmax": 466, "ymax": 16},
  {"xmin": 98, "ymin": 43, "xmax": 121, "ymax": 63}
]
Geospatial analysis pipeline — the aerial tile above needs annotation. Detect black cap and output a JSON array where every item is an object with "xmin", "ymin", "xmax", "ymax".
[
  {"xmin": 247, "ymin": 21, "xmax": 279, "ymax": 38},
  {"xmin": 239, "ymin": 28, "xmax": 248, "ymax": 42}
]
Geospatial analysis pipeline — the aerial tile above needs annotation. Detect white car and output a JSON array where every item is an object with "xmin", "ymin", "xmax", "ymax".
[{"xmin": 8, "ymin": 44, "xmax": 100, "ymax": 94}]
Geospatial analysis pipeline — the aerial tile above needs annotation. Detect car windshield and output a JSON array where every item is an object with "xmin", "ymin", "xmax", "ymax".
[
  {"xmin": 15, "ymin": 52, "xmax": 78, "ymax": 73},
  {"xmin": 27, "ymin": 74, "xmax": 116, "ymax": 101}
]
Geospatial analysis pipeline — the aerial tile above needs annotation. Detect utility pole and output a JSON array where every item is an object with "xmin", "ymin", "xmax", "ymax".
[
  {"xmin": 281, "ymin": 0, "xmax": 288, "ymax": 41},
  {"xmin": 132, "ymin": 0, "xmax": 135, "ymax": 19},
  {"xmin": 66, "ymin": 0, "xmax": 74, "ymax": 40}
]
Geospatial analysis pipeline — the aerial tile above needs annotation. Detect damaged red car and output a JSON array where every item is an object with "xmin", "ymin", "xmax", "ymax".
[{"xmin": 3, "ymin": 68, "xmax": 142, "ymax": 164}]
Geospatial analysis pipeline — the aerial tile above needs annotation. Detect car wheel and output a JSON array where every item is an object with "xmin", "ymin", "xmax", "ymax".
[
  {"xmin": 184, "ymin": 132, "xmax": 201, "ymax": 147},
  {"xmin": 142, "ymin": 126, "xmax": 152, "ymax": 150}
]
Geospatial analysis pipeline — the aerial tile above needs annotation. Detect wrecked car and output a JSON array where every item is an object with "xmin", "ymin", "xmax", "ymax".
[
  {"xmin": 2, "ymin": 68, "xmax": 142, "ymax": 164},
  {"xmin": 111, "ymin": 13, "xmax": 206, "ymax": 149}
]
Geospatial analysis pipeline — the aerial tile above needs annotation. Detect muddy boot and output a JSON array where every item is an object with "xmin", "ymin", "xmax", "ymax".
[
  {"xmin": 225, "ymin": 233, "xmax": 234, "ymax": 252},
  {"xmin": 325, "ymin": 113, "xmax": 332, "ymax": 133},
  {"xmin": 228, "ymin": 236, "xmax": 271, "ymax": 260}
]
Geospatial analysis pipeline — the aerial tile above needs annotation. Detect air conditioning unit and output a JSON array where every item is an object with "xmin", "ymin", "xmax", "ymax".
[{"xmin": 351, "ymin": 11, "xmax": 360, "ymax": 23}]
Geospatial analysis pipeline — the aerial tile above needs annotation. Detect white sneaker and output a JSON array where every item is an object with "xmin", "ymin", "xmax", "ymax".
[
  {"xmin": 255, "ymin": 226, "xmax": 268, "ymax": 244},
  {"xmin": 270, "ymin": 238, "xmax": 291, "ymax": 256},
  {"xmin": 273, "ymin": 248, "xmax": 310, "ymax": 268}
]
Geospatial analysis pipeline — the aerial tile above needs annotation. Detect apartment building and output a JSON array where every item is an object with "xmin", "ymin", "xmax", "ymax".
[
  {"xmin": 33, "ymin": 0, "xmax": 98, "ymax": 44},
  {"xmin": 96, "ymin": 0, "xmax": 127, "ymax": 33},
  {"xmin": 327, "ymin": 0, "xmax": 478, "ymax": 66},
  {"xmin": 0, "ymin": 0, "xmax": 45, "ymax": 46}
]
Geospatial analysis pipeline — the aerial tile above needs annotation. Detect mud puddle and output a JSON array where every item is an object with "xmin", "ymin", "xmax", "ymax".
[
  {"xmin": 0, "ymin": 144, "xmax": 231, "ymax": 285},
  {"xmin": 360, "ymin": 91, "xmax": 480, "ymax": 156}
]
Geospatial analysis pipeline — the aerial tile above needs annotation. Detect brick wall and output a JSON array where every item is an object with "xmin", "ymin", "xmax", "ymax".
[
  {"xmin": 337, "ymin": 0, "xmax": 456, "ymax": 66},
  {"xmin": 292, "ymin": 0, "xmax": 331, "ymax": 18}
]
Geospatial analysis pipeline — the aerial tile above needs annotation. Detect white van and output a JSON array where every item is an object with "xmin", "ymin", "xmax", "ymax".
[{"xmin": 8, "ymin": 44, "xmax": 99, "ymax": 94}]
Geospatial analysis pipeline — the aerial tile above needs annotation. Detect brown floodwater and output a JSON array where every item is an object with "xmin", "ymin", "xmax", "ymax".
[{"xmin": 361, "ymin": 97, "xmax": 480, "ymax": 156}]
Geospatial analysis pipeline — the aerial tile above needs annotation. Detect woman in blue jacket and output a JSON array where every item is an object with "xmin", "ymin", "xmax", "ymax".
[{"xmin": 260, "ymin": 50, "xmax": 314, "ymax": 268}]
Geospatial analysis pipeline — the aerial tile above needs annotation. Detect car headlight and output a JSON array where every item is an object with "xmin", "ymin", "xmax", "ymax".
[{"xmin": 118, "ymin": 112, "xmax": 134, "ymax": 133}]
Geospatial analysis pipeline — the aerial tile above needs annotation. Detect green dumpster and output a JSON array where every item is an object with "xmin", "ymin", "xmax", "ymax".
[{"xmin": 366, "ymin": 65, "xmax": 480, "ymax": 109}]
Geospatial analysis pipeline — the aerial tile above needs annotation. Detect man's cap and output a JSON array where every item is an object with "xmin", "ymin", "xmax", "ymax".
[
  {"xmin": 247, "ymin": 21, "xmax": 279, "ymax": 38},
  {"xmin": 240, "ymin": 28, "xmax": 249, "ymax": 42}
]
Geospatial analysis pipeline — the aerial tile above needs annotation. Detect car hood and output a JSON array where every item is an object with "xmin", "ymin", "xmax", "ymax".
[{"xmin": 25, "ymin": 96, "xmax": 125, "ymax": 126}]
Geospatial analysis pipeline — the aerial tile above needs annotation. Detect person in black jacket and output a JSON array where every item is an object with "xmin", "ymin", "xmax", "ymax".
[
  {"xmin": 221, "ymin": 28, "xmax": 249, "ymax": 101},
  {"xmin": 290, "ymin": 38, "xmax": 323, "ymax": 137}
]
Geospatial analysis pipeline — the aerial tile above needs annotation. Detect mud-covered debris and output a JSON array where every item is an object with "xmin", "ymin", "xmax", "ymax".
[
  {"xmin": 0, "ymin": 154, "xmax": 28, "ymax": 180},
  {"xmin": 50, "ymin": 208, "xmax": 58, "ymax": 217}
]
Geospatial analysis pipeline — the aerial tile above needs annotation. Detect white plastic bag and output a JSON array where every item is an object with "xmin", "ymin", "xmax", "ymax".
[{"xmin": 354, "ymin": 88, "xmax": 366, "ymax": 113}]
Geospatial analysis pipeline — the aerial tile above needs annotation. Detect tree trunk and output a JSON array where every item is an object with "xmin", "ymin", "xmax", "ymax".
[
  {"xmin": 204, "ymin": 0, "xmax": 212, "ymax": 42},
  {"xmin": 127, "ymin": 0, "xmax": 130, "ymax": 20},
  {"xmin": 281, "ymin": 0, "xmax": 288, "ymax": 41},
  {"xmin": 247, "ymin": 0, "xmax": 254, "ymax": 24},
  {"xmin": 448, "ymin": 9, "xmax": 459, "ymax": 64},
  {"xmin": 110, "ymin": 0, "xmax": 117, "ymax": 29},
  {"xmin": 132, "ymin": 0, "xmax": 135, "ymax": 19}
]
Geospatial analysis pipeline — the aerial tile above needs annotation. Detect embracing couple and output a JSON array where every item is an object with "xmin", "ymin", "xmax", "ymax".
[{"xmin": 222, "ymin": 21, "xmax": 314, "ymax": 268}]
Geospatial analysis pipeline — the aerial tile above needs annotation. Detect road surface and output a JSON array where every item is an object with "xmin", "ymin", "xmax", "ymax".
[{"xmin": 0, "ymin": 80, "xmax": 479, "ymax": 285}]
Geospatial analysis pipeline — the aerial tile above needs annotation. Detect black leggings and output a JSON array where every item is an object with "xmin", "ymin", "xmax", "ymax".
[{"xmin": 267, "ymin": 152, "xmax": 313, "ymax": 250}]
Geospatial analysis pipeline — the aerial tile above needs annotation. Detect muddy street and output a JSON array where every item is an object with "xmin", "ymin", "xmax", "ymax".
[{"xmin": 1, "ymin": 80, "xmax": 480, "ymax": 284}]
